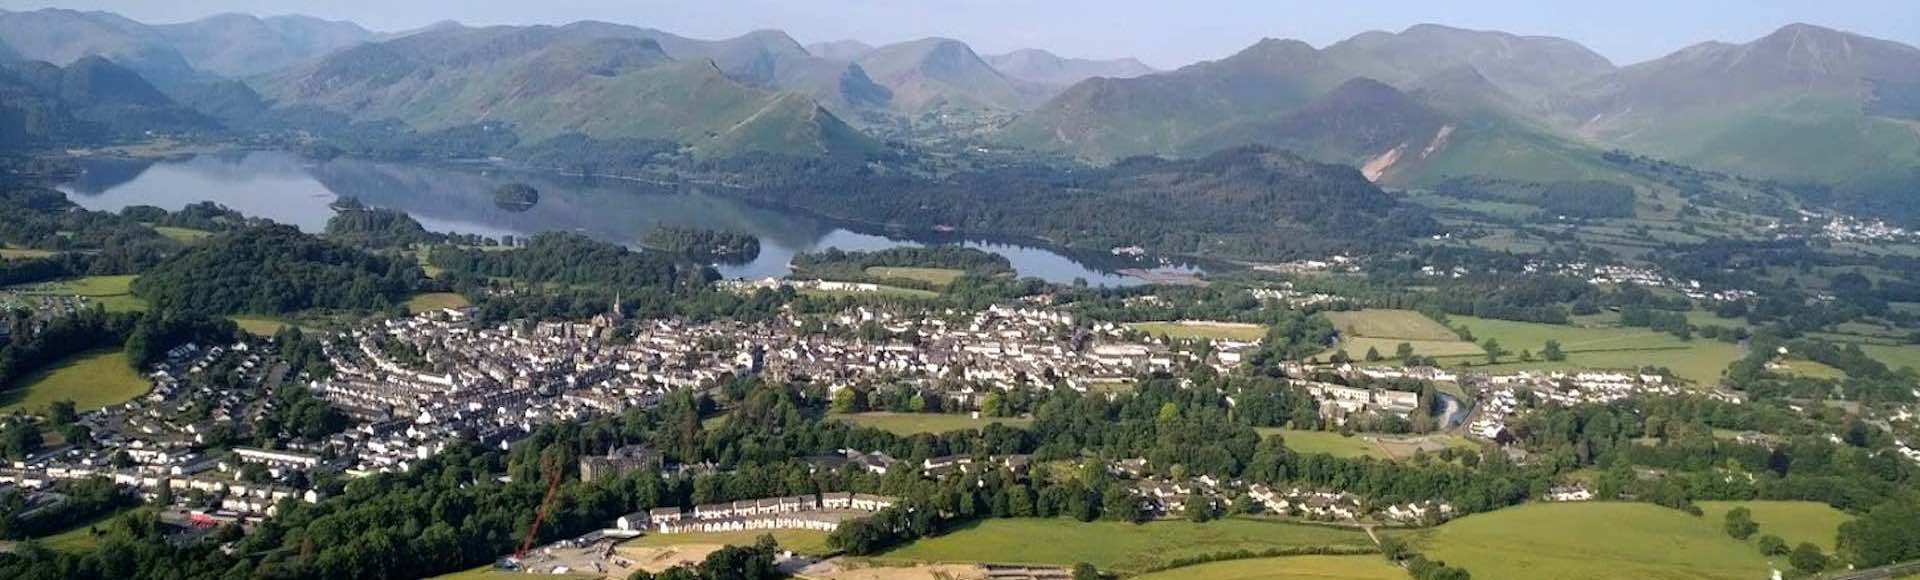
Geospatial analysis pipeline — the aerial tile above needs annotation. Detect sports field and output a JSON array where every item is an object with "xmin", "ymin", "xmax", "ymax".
[
  {"xmin": 621, "ymin": 529, "xmax": 832, "ymax": 556},
  {"xmin": 1128, "ymin": 321, "xmax": 1269, "ymax": 342},
  {"xmin": 1416, "ymin": 503, "xmax": 1771, "ymax": 580},
  {"xmin": 5, "ymin": 275, "xmax": 147, "ymax": 312},
  {"xmin": 1324, "ymin": 310, "xmax": 1458, "ymax": 341},
  {"xmin": 876, "ymin": 518, "xmax": 1376, "ymax": 575},
  {"xmin": 840, "ymin": 412, "xmax": 1032, "ymax": 435},
  {"xmin": 1132, "ymin": 555, "xmax": 1405, "ymax": 580},
  {"xmin": 864, "ymin": 266, "xmax": 965, "ymax": 287},
  {"xmin": 407, "ymin": 292, "xmax": 473, "ymax": 313},
  {"xmin": 0, "ymin": 348, "xmax": 149, "ymax": 415},
  {"xmin": 1257, "ymin": 428, "xmax": 1386, "ymax": 459}
]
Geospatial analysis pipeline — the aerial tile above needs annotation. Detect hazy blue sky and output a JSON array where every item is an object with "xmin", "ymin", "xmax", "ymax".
[{"xmin": 7, "ymin": 0, "xmax": 1917, "ymax": 68}]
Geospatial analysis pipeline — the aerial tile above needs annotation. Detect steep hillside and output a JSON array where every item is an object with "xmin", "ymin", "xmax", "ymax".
[
  {"xmin": 985, "ymin": 49, "xmax": 1157, "ymax": 86},
  {"xmin": 154, "ymin": 13, "xmax": 382, "ymax": 77},
  {"xmin": 1180, "ymin": 77, "xmax": 1445, "ymax": 173},
  {"xmin": 1554, "ymin": 23, "xmax": 1920, "ymax": 181},
  {"xmin": 256, "ymin": 24, "xmax": 878, "ymax": 158},
  {"xmin": 0, "ymin": 8, "xmax": 196, "ymax": 83},
  {"xmin": 857, "ymin": 38, "xmax": 1043, "ymax": 113},
  {"xmin": 0, "ymin": 56, "xmax": 212, "ymax": 148}
]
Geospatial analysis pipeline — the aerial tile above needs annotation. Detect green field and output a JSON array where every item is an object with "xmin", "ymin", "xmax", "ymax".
[
  {"xmin": 5, "ymin": 275, "xmax": 147, "ymax": 312},
  {"xmin": 1697, "ymin": 501, "xmax": 1851, "ymax": 566},
  {"xmin": 839, "ymin": 412, "xmax": 1032, "ymax": 435},
  {"xmin": 1779, "ymin": 360, "xmax": 1847, "ymax": 380},
  {"xmin": 1332, "ymin": 337, "xmax": 1484, "ymax": 360},
  {"xmin": 1257, "ymin": 429, "xmax": 1387, "ymax": 460},
  {"xmin": 620, "ymin": 529, "xmax": 832, "ymax": 556},
  {"xmin": 407, "ymin": 292, "xmax": 473, "ymax": 313},
  {"xmin": 1129, "ymin": 321, "xmax": 1269, "ymax": 342},
  {"xmin": 28, "ymin": 508, "xmax": 135, "ymax": 552},
  {"xmin": 151, "ymin": 226, "xmax": 213, "ymax": 244},
  {"xmin": 800, "ymin": 284, "xmax": 939, "ymax": 300},
  {"xmin": 1445, "ymin": 316, "xmax": 1742, "ymax": 384},
  {"xmin": 230, "ymin": 316, "xmax": 291, "ymax": 336},
  {"xmin": 0, "ymin": 247, "xmax": 56, "ymax": 260},
  {"xmin": 0, "ymin": 348, "xmax": 149, "ymax": 415},
  {"xmin": 877, "ymin": 518, "xmax": 1376, "ymax": 574},
  {"xmin": 432, "ymin": 566, "xmax": 597, "ymax": 580},
  {"xmin": 1325, "ymin": 310, "xmax": 1458, "ymax": 341},
  {"xmin": 1417, "ymin": 503, "xmax": 1772, "ymax": 580},
  {"xmin": 1859, "ymin": 343, "xmax": 1920, "ymax": 373},
  {"xmin": 864, "ymin": 266, "xmax": 965, "ymax": 287},
  {"xmin": 1132, "ymin": 555, "xmax": 1405, "ymax": 580}
]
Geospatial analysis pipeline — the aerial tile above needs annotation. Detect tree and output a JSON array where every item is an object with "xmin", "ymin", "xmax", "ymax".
[
  {"xmin": 1330, "ymin": 349, "xmax": 1352, "ymax": 364},
  {"xmin": 1789, "ymin": 543, "xmax": 1828, "ymax": 573},
  {"xmin": 1757, "ymin": 535, "xmax": 1788, "ymax": 556},
  {"xmin": 1072, "ymin": 563, "xmax": 1102, "ymax": 580},
  {"xmin": 1482, "ymin": 339, "xmax": 1505, "ymax": 364},
  {"xmin": 1723, "ymin": 507, "xmax": 1758, "ymax": 540},
  {"xmin": 47, "ymin": 400, "xmax": 78, "ymax": 426},
  {"xmin": 1396, "ymin": 342, "xmax": 1415, "ymax": 360},
  {"xmin": 1364, "ymin": 346, "xmax": 1382, "ymax": 362},
  {"xmin": 1541, "ymin": 340, "xmax": 1566, "ymax": 362},
  {"xmin": 2, "ymin": 421, "xmax": 43, "ymax": 460},
  {"xmin": 1185, "ymin": 493, "xmax": 1216, "ymax": 523}
]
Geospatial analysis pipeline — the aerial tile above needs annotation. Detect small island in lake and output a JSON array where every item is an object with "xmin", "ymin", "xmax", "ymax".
[
  {"xmin": 642, "ymin": 226, "xmax": 761, "ymax": 264},
  {"xmin": 492, "ymin": 183, "xmax": 540, "ymax": 212}
]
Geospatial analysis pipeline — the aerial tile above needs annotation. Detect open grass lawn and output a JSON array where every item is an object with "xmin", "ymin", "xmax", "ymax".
[
  {"xmin": 230, "ymin": 316, "xmax": 290, "ymax": 336},
  {"xmin": 1330, "ymin": 337, "xmax": 1484, "ymax": 360},
  {"xmin": 1442, "ymin": 316, "xmax": 1742, "ymax": 385},
  {"xmin": 1132, "ymin": 555, "xmax": 1405, "ymax": 580},
  {"xmin": 621, "ymin": 529, "xmax": 832, "ymax": 556},
  {"xmin": 1697, "ymin": 501, "xmax": 1851, "ymax": 558},
  {"xmin": 1780, "ymin": 360, "xmax": 1847, "ymax": 380},
  {"xmin": 864, "ymin": 266, "xmax": 965, "ymax": 287},
  {"xmin": 5, "ymin": 275, "xmax": 147, "ymax": 312},
  {"xmin": 408, "ymin": 292, "xmax": 473, "ymax": 313},
  {"xmin": 1416, "ymin": 503, "xmax": 1771, "ymax": 580},
  {"xmin": 1257, "ymin": 428, "xmax": 1387, "ymax": 460},
  {"xmin": 1859, "ymin": 343, "xmax": 1920, "ymax": 373},
  {"xmin": 0, "ymin": 247, "xmax": 56, "ymax": 260},
  {"xmin": 0, "ymin": 348, "xmax": 149, "ymax": 415},
  {"xmin": 1325, "ymin": 310, "xmax": 1458, "ymax": 341},
  {"xmin": 877, "ymin": 518, "xmax": 1376, "ymax": 575},
  {"xmin": 1128, "ymin": 321, "xmax": 1269, "ymax": 342},
  {"xmin": 151, "ymin": 226, "xmax": 213, "ymax": 244},
  {"xmin": 30, "ymin": 508, "xmax": 136, "ymax": 552},
  {"xmin": 800, "ymin": 285, "xmax": 940, "ymax": 300},
  {"xmin": 839, "ymin": 412, "xmax": 1032, "ymax": 435}
]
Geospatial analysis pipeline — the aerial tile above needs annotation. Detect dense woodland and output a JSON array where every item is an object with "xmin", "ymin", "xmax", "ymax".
[
  {"xmin": 130, "ymin": 225, "xmax": 423, "ymax": 316},
  {"xmin": 642, "ymin": 226, "xmax": 761, "ymax": 264}
]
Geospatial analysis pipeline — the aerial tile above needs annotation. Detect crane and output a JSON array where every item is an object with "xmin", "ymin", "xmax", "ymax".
[{"xmin": 514, "ymin": 452, "xmax": 566, "ymax": 562}]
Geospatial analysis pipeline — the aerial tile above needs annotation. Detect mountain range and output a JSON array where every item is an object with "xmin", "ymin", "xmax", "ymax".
[{"xmin": 2, "ymin": 9, "xmax": 1918, "ymax": 195}]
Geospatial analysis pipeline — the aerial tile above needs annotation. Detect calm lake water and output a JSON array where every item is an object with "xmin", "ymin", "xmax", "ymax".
[{"xmin": 59, "ymin": 150, "xmax": 1198, "ymax": 286}]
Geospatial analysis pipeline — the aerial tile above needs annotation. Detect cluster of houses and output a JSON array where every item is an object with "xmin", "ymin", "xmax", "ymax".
[{"xmin": 616, "ymin": 492, "xmax": 900, "ymax": 535}]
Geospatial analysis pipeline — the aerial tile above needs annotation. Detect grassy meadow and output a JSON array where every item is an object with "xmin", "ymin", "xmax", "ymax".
[
  {"xmin": 0, "ymin": 348, "xmax": 148, "ymax": 415},
  {"xmin": 4, "ymin": 275, "xmax": 147, "ymax": 312},
  {"xmin": 1128, "ymin": 321, "xmax": 1269, "ymax": 342},
  {"xmin": 407, "ymin": 292, "xmax": 473, "ymax": 313},
  {"xmin": 1416, "ymin": 503, "xmax": 1773, "ymax": 580},
  {"xmin": 876, "ymin": 518, "xmax": 1376, "ymax": 575},
  {"xmin": 839, "ymin": 412, "xmax": 1032, "ymax": 435},
  {"xmin": 1131, "ymin": 555, "xmax": 1406, "ymax": 580},
  {"xmin": 864, "ymin": 266, "xmax": 965, "ymax": 287}
]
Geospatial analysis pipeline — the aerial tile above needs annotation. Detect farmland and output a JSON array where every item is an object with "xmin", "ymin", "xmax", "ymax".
[
  {"xmin": 1131, "ymin": 555, "xmax": 1405, "ymax": 580},
  {"xmin": 0, "ymin": 348, "xmax": 149, "ymax": 415},
  {"xmin": 1443, "ymin": 316, "xmax": 1743, "ymax": 384},
  {"xmin": 1128, "ymin": 321, "xmax": 1269, "ymax": 342},
  {"xmin": 875, "ymin": 518, "xmax": 1377, "ymax": 575},
  {"xmin": 1696, "ymin": 501, "xmax": 1852, "ymax": 567},
  {"xmin": 1415, "ymin": 503, "xmax": 1772, "ymax": 580},
  {"xmin": 1322, "ymin": 310, "xmax": 1482, "ymax": 359},
  {"xmin": 839, "ymin": 412, "xmax": 1032, "ymax": 435}
]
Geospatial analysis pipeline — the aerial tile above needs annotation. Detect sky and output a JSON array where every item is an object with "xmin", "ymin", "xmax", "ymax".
[{"xmin": 6, "ymin": 0, "xmax": 1918, "ymax": 69}]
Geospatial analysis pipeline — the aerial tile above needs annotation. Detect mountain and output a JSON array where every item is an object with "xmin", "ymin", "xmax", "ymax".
[
  {"xmin": 1321, "ymin": 24, "xmax": 1614, "ymax": 103},
  {"xmin": 997, "ymin": 38, "xmax": 1355, "ymax": 161},
  {"xmin": 1551, "ymin": 23, "xmax": 1920, "ymax": 182},
  {"xmin": 985, "ymin": 49, "xmax": 1157, "ymax": 86},
  {"xmin": 856, "ymin": 38, "xmax": 1044, "ymax": 113},
  {"xmin": 0, "ymin": 56, "xmax": 214, "ymax": 149},
  {"xmin": 255, "ymin": 23, "xmax": 880, "ymax": 159},
  {"xmin": 1179, "ymin": 77, "xmax": 1445, "ymax": 176},
  {"xmin": 152, "ymin": 13, "xmax": 383, "ymax": 77},
  {"xmin": 0, "ymin": 8, "xmax": 197, "ymax": 83},
  {"xmin": 806, "ymin": 40, "xmax": 874, "ymax": 61}
]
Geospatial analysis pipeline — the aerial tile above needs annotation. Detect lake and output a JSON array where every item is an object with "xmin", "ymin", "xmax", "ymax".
[{"xmin": 58, "ymin": 150, "xmax": 1198, "ymax": 286}]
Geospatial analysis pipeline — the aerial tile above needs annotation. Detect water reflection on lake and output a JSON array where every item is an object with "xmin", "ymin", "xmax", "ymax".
[{"xmin": 59, "ymin": 150, "xmax": 1201, "ymax": 286}]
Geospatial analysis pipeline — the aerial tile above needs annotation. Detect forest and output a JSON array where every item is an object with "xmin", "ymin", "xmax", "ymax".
[
  {"xmin": 642, "ymin": 226, "xmax": 762, "ymax": 264},
  {"xmin": 130, "ymin": 225, "xmax": 423, "ymax": 316}
]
